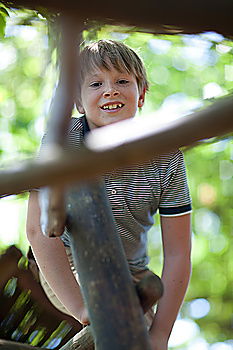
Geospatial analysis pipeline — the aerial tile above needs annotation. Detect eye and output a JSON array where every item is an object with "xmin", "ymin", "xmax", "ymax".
[
  {"xmin": 117, "ymin": 79, "xmax": 129, "ymax": 85},
  {"xmin": 90, "ymin": 82, "xmax": 102, "ymax": 88}
]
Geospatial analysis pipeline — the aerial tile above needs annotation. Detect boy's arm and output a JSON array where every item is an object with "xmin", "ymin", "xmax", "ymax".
[
  {"xmin": 149, "ymin": 213, "xmax": 192, "ymax": 350},
  {"xmin": 26, "ymin": 190, "xmax": 89, "ymax": 324}
]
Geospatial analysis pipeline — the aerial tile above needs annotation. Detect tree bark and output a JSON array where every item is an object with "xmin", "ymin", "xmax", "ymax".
[
  {"xmin": 40, "ymin": 15, "xmax": 83, "ymax": 238},
  {"xmin": 0, "ymin": 340, "xmax": 41, "ymax": 350},
  {"xmin": 60, "ymin": 270, "xmax": 163, "ymax": 350},
  {"xmin": 60, "ymin": 326, "xmax": 94, "ymax": 350},
  {"xmin": 2, "ymin": 0, "xmax": 233, "ymax": 37},
  {"xmin": 65, "ymin": 181, "xmax": 152, "ymax": 350}
]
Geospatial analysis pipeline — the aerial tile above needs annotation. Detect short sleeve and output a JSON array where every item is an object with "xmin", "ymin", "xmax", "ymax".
[
  {"xmin": 158, "ymin": 150, "xmax": 192, "ymax": 216},
  {"xmin": 36, "ymin": 117, "xmax": 84, "ymax": 161},
  {"xmin": 33, "ymin": 117, "xmax": 84, "ymax": 191}
]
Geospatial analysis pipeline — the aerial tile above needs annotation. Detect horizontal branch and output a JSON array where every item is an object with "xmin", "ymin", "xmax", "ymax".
[
  {"xmin": 3, "ymin": 0, "xmax": 233, "ymax": 37},
  {"xmin": 0, "ymin": 340, "xmax": 41, "ymax": 350},
  {"xmin": 0, "ymin": 95, "xmax": 232, "ymax": 197}
]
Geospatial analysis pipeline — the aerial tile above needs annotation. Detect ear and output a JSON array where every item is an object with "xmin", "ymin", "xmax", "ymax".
[
  {"xmin": 138, "ymin": 87, "xmax": 146, "ymax": 108},
  {"xmin": 75, "ymin": 98, "xmax": 85, "ymax": 114},
  {"xmin": 77, "ymin": 104, "xmax": 85, "ymax": 114}
]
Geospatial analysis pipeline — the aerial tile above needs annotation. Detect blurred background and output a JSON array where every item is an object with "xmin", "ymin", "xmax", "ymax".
[{"xmin": 0, "ymin": 8, "xmax": 232, "ymax": 350}]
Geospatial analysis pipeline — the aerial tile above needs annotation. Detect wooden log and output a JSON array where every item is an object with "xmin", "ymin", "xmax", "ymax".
[
  {"xmin": 66, "ymin": 180, "xmax": 152, "ymax": 350},
  {"xmin": 0, "ymin": 246, "xmax": 22, "ymax": 289},
  {"xmin": 0, "ymin": 94, "xmax": 232, "ymax": 198},
  {"xmin": 2, "ymin": 0, "xmax": 233, "ymax": 37},
  {"xmin": 60, "ymin": 326, "xmax": 94, "ymax": 350},
  {"xmin": 0, "ymin": 339, "xmax": 41, "ymax": 350}
]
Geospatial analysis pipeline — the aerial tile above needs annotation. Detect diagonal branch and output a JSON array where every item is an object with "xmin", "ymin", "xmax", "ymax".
[{"xmin": 40, "ymin": 15, "xmax": 83, "ymax": 237}]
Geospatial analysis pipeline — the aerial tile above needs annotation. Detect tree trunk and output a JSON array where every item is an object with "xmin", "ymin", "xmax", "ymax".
[{"xmin": 66, "ymin": 180, "xmax": 152, "ymax": 350}]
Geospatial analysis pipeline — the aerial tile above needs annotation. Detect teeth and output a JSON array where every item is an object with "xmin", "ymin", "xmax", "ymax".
[{"xmin": 102, "ymin": 104, "xmax": 123, "ymax": 110}]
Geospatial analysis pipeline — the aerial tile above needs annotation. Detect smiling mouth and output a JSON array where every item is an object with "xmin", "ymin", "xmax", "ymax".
[{"xmin": 101, "ymin": 103, "xmax": 124, "ymax": 110}]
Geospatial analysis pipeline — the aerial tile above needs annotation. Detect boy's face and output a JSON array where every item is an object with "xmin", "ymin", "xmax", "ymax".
[{"xmin": 77, "ymin": 65, "xmax": 145, "ymax": 129}]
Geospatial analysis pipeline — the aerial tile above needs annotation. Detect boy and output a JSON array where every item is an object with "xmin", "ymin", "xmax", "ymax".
[{"xmin": 26, "ymin": 40, "xmax": 192, "ymax": 350}]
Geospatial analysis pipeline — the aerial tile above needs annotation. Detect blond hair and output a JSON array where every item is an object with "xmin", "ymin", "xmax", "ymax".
[{"xmin": 77, "ymin": 40, "xmax": 148, "ymax": 97}]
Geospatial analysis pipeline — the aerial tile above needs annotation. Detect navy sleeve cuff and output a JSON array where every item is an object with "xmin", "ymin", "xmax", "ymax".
[{"xmin": 159, "ymin": 204, "xmax": 192, "ymax": 216}]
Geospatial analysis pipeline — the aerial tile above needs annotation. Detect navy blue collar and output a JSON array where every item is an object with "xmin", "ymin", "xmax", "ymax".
[{"xmin": 81, "ymin": 115, "xmax": 90, "ymax": 137}]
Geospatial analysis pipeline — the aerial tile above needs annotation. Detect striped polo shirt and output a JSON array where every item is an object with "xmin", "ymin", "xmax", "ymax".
[{"xmin": 39, "ymin": 116, "xmax": 192, "ymax": 273}]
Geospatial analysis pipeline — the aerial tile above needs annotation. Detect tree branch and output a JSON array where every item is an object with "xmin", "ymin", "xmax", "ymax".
[
  {"xmin": 2, "ymin": 0, "xmax": 233, "ymax": 38},
  {"xmin": 40, "ymin": 15, "xmax": 83, "ymax": 237},
  {"xmin": 0, "ymin": 340, "xmax": 41, "ymax": 350},
  {"xmin": 0, "ymin": 95, "xmax": 232, "ymax": 197}
]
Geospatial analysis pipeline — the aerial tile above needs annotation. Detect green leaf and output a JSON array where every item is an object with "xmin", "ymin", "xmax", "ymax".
[
  {"xmin": 0, "ymin": 5, "xmax": 9, "ymax": 17},
  {"xmin": 0, "ymin": 12, "xmax": 6, "ymax": 39}
]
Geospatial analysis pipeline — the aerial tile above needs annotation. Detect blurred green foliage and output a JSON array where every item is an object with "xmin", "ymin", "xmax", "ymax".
[{"xmin": 0, "ymin": 7, "xmax": 232, "ymax": 349}]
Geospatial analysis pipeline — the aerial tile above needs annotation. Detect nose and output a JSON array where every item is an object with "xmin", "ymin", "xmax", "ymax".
[{"xmin": 103, "ymin": 86, "xmax": 120, "ymax": 98}]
